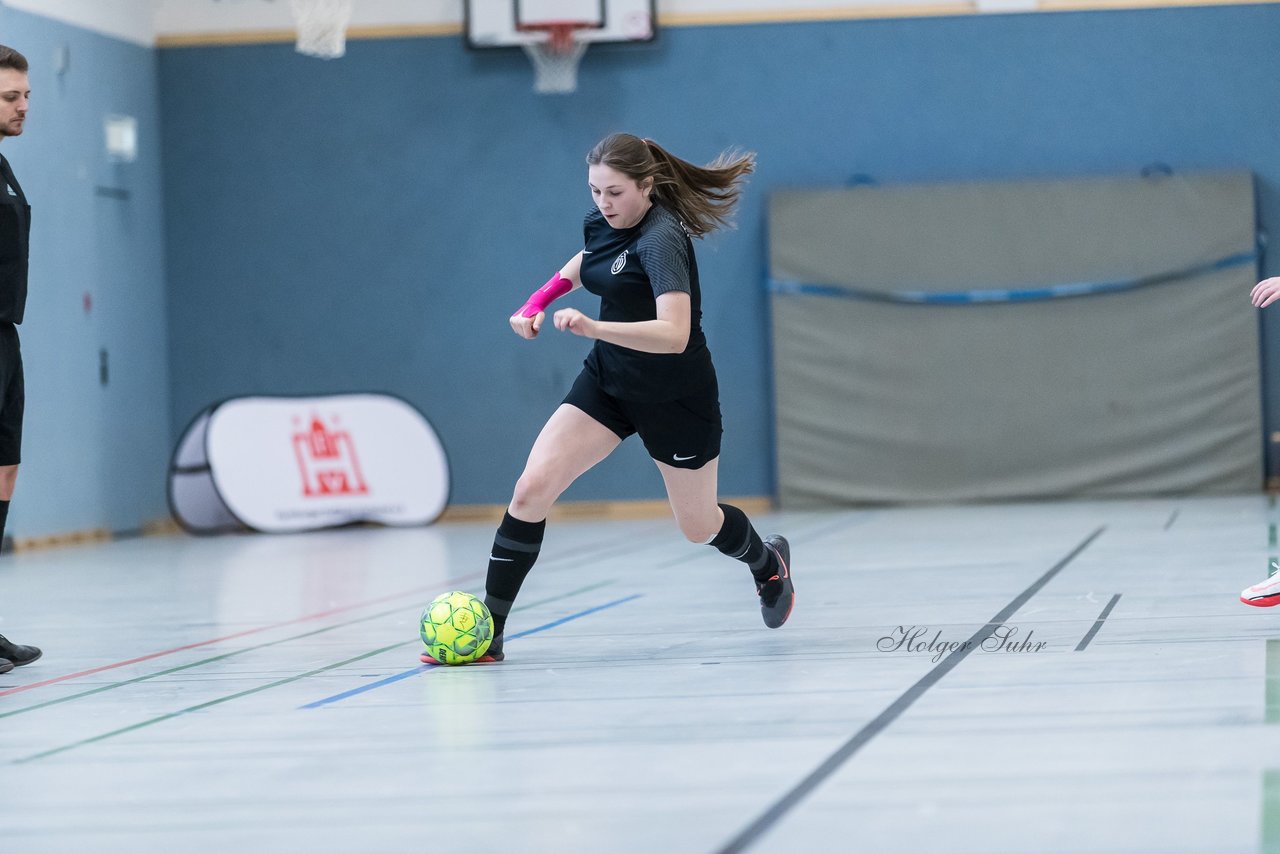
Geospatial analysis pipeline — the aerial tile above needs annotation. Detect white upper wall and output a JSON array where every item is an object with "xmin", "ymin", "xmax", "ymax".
[
  {"xmin": 3, "ymin": 0, "xmax": 1012, "ymax": 47},
  {"xmin": 152, "ymin": 0, "xmax": 461, "ymax": 35},
  {"xmin": 4, "ymin": 0, "xmax": 1271, "ymax": 46},
  {"xmin": 2, "ymin": 0, "xmax": 157, "ymax": 46},
  {"xmin": 148, "ymin": 0, "xmax": 977, "ymax": 34}
]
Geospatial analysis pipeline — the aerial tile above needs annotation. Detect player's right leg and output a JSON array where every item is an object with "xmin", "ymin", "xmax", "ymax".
[
  {"xmin": 506, "ymin": 402, "xmax": 623, "ymax": 525},
  {"xmin": 420, "ymin": 401, "xmax": 623, "ymax": 664},
  {"xmin": 491, "ymin": 404, "xmax": 621, "ymax": 657}
]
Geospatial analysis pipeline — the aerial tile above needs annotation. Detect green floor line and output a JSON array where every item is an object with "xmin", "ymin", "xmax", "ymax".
[
  {"xmin": 7, "ymin": 580, "xmax": 617, "ymax": 763},
  {"xmin": 1271, "ymin": 557, "xmax": 1278, "ymax": 579},
  {"xmin": 1, "ymin": 578, "xmax": 614, "ymax": 721},
  {"xmin": 0, "ymin": 607, "xmax": 411, "ymax": 720},
  {"xmin": 1264, "ymin": 770, "xmax": 1280, "ymax": 853},
  {"xmin": 509, "ymin": 580, "xmax": 616, "ymax": 613},
  {"xmin": 1266, "ymin": 641, "xmax": 1280, "ymax": 724},
  {"xmin": 1270, "ymin": 523, "xmax": 1277, "ymax": 549},
  {"xmin": 13, "ymin": 642, "xmax": 407, "ymax": 764}
]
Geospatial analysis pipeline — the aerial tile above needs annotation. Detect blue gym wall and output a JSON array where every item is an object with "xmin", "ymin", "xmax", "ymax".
[
  {"xmin": 4, "ymin": 3, "xmax": 1278, "ymax": 534},
  {"xmin": 158, "ymin": 4, "xmax": 1280, "ymax": 505},
  {"xmin": 0, "ymin": 7, "xmax": 171, "ymax": 538}
]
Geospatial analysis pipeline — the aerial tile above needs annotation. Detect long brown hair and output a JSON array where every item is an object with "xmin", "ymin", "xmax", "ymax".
[{"xmin": 585, "ymin": 133, "xmax": 755, "ymax": 238}]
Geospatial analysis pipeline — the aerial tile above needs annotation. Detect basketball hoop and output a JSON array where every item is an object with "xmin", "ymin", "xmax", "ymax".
[
  {"xmin": 289, "ymin": 0, "xmax": 353, "ymax": 60},
  {"xmin": 519, "ymin": 22, "xmax": 590, "ymax": 95}
]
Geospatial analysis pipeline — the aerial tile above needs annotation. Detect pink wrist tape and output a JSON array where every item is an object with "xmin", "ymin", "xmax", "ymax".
[{"xmin": 516, "ymin": 273, "xmax": 573, "ymax": 318}]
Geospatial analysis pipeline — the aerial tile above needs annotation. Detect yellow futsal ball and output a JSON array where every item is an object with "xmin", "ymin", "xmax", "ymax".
[{"xmin": 419, "ymin": 591, "xmax": 494, "ymax": 665}]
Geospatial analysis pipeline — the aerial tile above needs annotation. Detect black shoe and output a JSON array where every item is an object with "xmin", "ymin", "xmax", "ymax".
[
  {"xmin": 419, "ymin": 632, "xmax": 504, "ymax": 665},
  {"xmin": 0, "ymin": 635, "xmax": 41, "ymax": 666},
  {"xmin": 0, "ymin": 658, "xmax": 12, "ymax": 674},
  {"xmin": 758, "ymin": 535, "xmax": 795, "ymax": 629}
]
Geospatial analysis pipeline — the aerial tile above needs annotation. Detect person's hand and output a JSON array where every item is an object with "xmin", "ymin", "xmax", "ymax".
[
  {"xmin": 1252, "ymin": 277, "xmax": 1280, "ymax": 308},
  {"xmin": 510, "ymin": 310, "xmax": 543, "ymax": 339},
  {"xmin": 553, "ymin": 308, "xmax": 596, "ymax": 339}
]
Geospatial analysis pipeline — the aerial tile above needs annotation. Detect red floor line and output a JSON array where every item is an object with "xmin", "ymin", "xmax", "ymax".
[
  {"xmin": 0, "ymin": 572, "xmax": 483, "ymax": 698},
  {"xmin": 0, "ymin": 526, "xmax": 653, "ymax": 699}
]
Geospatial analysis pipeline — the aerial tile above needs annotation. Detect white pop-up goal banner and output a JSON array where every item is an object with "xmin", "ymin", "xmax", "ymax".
[{"xmin": 169, "ymin": 394, "xmax": 450, "ymax": 534}]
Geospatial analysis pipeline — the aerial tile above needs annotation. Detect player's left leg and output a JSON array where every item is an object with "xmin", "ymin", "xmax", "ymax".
[
  {"xmin": 636, "ymin": 377, "xmax": 794, "ymax": 628},
  {"xmin": 655, "ymin": 458, "xmax": 794, "ymax": 629}
]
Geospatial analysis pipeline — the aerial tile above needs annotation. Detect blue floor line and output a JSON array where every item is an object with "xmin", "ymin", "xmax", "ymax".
[{"xmin": 299, "ymin": 593, "xmax": 643, "ymax": 709}]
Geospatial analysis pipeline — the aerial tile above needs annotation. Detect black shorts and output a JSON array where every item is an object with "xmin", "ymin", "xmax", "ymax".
[
  {"xmin": 0, "ymin": 322, "xmax": 22, "ymax": 466},
  {"xmin": 563, "ymin": 369, "xmax": 722, "ymax": 470}
]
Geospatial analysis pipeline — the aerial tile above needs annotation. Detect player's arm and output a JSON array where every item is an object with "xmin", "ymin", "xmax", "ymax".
[
  {"xmin": 555, "ymin": 226, "xmax": 692, "ymax": 353},
  {"xmin": 554, "ymin": 291, "xmax": 691, "ymax": 355},
  {"xmin": 510, "ymin": 252, "xmax": 585, "ymax": 340},
  {"xmin": 558, "ymin": 252, "xmax": 584, "ymax": 289},
  {"xmin": 1253, "ymin": 277, "xmax": 1280, "ymax": 308}
]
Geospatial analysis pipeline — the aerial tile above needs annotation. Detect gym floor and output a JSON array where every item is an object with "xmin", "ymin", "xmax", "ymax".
[{"xmin": 1, "ymin": 495, "xmax": 1274, "ymax": 852}]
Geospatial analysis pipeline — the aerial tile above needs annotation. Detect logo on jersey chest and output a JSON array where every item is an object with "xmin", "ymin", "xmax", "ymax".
[{"xmin": 611, "ymin": 251, "xmax": 629, "ymax": 275}]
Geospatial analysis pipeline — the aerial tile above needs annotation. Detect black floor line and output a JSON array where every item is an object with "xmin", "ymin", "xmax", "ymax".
[
  {"xmin": 714, "ymin": 526, "xmax": 1107, "ymax": 854},
  {"xmin": 1075, "ymin": 593, "xmax": 1123, "ymax": 651}
]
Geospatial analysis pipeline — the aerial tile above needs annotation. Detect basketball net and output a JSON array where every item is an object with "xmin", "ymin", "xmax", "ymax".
[
  {"xmin": 289, "ymin": 0, "xmax": 353, "ymax": 59},
  {"xmin": 520, "ymin": 23, "xmax": 589, "ymax": 95}
]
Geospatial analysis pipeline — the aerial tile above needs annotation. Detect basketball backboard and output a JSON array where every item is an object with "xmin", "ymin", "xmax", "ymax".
[{"xmin": 463, "ymin": 0, "xmax": 657, "ymax": 49}]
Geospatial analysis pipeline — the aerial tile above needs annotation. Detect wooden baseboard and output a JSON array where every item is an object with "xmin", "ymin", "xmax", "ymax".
[
  {"xmin": 9, "ymin": 527, "xmax": 114, "ymax": 553},
  {"xmin": 142, "ymin": 518, "xmax": 185, "ymax": 537},
  {"xmin": 437, "ymin": 496, "xmax": 774, "ymax": 525},
  {"xmin": 3, "ymin": 498, "xmax": 775, "ymax": 552},
  {"xmin": 7, "ymin": 517, "xmax": 183, "ymax": 554}
]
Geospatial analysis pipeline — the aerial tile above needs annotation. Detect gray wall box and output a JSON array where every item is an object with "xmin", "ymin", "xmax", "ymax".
[{"xmin": 769, "ymin": 172, "xmax": 1261, "ymax": 506}]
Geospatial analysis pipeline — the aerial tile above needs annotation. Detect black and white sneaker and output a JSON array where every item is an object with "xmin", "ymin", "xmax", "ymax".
[{"xmin": 758, "ymin": 535, "xmax": 795, "ymax": 629}]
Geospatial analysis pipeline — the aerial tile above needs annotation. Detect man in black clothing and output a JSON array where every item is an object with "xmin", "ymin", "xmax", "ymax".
[{"xmin": 0, "ymin": 44, "xmax": 42, "ymax": 674}]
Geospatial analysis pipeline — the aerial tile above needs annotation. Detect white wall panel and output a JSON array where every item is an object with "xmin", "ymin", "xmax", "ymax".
[
  {"xmin": 6, "ymin": 0, "xmax": 1277, "ymax": 46},
  {"xmin": 1, "ymin": 0, "xmax": 156, "ymax": 45}
]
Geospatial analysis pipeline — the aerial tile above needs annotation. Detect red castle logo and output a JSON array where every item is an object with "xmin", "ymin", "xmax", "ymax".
[{"xmin": 292, "ymin": 414, "xmax": 369, "ymax": 498}]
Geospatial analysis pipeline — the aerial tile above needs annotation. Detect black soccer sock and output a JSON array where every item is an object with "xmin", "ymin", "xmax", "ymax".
[
  {"xmin": 484, "ymin": 511, "xmax": 546, "ymax": 637},
  {"xmin": 709, "ymin": 503, "xmax": 777, "ymax": 585},
  {"xmin": 0, "ymin": 499, "xmax": 9, "ymax": 555}
]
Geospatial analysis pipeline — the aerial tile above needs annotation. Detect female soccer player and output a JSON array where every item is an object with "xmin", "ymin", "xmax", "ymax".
[{"xmin": 422, "ymin": 133, "xmax": 793, "ymax": 663}]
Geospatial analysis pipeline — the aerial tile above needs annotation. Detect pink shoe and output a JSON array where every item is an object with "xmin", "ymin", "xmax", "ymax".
[{"xmin": 419, "ymin": 633, "xmax": 505, "ymax": 664}]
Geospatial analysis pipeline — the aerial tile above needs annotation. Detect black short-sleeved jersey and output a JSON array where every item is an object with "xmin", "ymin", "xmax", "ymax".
[
  {"xmin": 0, "ymin": 155, "xmax": 28, "ymax": 325},
  {"xmin": 579, "ymin": 203, "xmax": 716, "ymax": 401}
]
